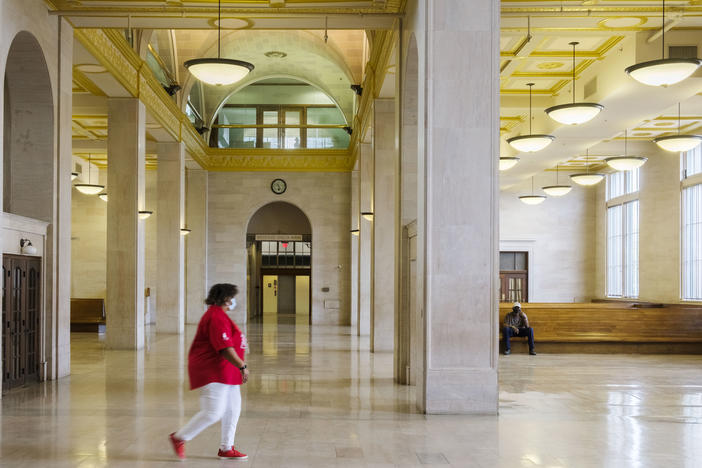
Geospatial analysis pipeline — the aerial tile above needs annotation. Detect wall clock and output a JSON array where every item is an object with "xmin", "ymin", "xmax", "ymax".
[{"xmin": 271, "ymin": 178, "xmax": 287, "ymax": 194}]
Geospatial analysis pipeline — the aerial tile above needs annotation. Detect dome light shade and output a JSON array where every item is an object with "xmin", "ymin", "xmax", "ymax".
[
  {"xmin": 184, "ymin": 58, "xmax": 254, "ymax": 86},
  {"xmin": 653, "ymin": 134, "xmax": 702, "ymax": 152},
  {"xmin": 545, "ymin": 103, "xmax": 604, "ymax": 125},
  {"xmin": 541, "ymin": 185, "xmax": 573, "ymax": 196},
  {"xmin": 180, "ymin": 228, "xmax": 192, "ymax": 235},
  {"xmin": 625, "ymin": 58, "xmax": 701, "ymax": 87},
  {"xmin": 507, "ymin": 134, "xmax": 555, "ymax": 153},
  {"xmin": 361, "ymin": 212, "xmax": 374, "ymax": 221},
  {"xmin": 99, "ymin": 193, "xmax": 108, "ymax": 202},
  {"xmin": 605, "ymin": 156, "xmax": 648, "ymax": 171},
  {"xmin": 71, "ymin": 172, "xmax": 79, "ymax": 181},
  {"xmin": 74, "ymin": 184, "xmax": 105, "ymax": 195},
  {"xmin": 519, "ymin": 195, "xmax": 546, "ymax": 205},
  {"xmin": 350, "ymin": 229, "xmax": 359, "ymax": 236},
  {"xmin": 138, "ymin": 210, "xmax": 153, "ymax": 220},
  {"xmin": 570, "ymin": 173, "xmax": 604, "ymax": 186},
  {"xmin": 499, "ymin": 157, "xmax": 520, "ymax": 171}
]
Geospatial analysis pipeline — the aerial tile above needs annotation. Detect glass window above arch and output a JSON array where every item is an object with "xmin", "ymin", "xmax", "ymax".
[{"xmin": 210, "ymin": 78, "xmax": 350, "ymax": 149}]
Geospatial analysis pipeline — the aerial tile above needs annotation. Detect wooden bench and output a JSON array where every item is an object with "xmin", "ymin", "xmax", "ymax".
[
  {"xmin": 70, "ymin": 298, "xmax": 106, "ymax": 333},
  {"xmin": 499, "ymin": 302, "xmax": 702, "ymax": 354}
]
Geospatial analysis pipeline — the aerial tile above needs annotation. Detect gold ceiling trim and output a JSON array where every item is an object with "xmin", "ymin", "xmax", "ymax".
[
  {"xmin": 206, "ymin": 148, "xmax": 353, "ymax": 172},
  {"xmin": 73, "ymin": 69, "xmax": 107, "ymax": 96}
]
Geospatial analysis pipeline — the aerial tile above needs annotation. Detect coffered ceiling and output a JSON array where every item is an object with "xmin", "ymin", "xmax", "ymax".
[{"xmin": 499, "ymin": 0, "xmax": 702, "ymax": 188}]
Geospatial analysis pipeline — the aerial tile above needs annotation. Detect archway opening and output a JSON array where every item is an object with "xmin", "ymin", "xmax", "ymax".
[
  {"xmin": 246, "ymin": 201, "xmax": 312, "ymax": 325},
  {"xmin": 2, "ymin": 31, "xmax": 54, "ymax": 393}
]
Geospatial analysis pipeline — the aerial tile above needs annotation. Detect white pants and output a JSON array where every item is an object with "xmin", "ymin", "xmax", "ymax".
[{"xmin": 175, "ymin": 383, "xmax": 242, "ymax": 449}]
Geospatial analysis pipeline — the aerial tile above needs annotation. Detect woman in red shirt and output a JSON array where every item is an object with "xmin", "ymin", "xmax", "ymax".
[{"xmin": 169, "ymin": 283, "xmax": 249, "ymax": 460}]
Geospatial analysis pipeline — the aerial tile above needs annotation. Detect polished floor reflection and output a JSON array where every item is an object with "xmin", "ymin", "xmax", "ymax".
[{"xmin": 1, "ymin": 313, "xmax": 701, "ymax": 467}]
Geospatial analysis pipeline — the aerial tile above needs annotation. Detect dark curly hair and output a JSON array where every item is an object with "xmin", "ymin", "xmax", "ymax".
[{"xmin": 205, "ymin": 283, "xmax": 238, "ymax": 307}]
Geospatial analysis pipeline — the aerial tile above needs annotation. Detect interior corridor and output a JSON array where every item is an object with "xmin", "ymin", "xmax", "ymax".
[{"xmin": 1, "ymin": 318, "xmax": 701, "ymax": 467}]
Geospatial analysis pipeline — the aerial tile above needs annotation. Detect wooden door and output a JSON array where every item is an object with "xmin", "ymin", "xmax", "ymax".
[{"xmin": 2, "ymin": 255, "xmax": 41, "ymax": 393}]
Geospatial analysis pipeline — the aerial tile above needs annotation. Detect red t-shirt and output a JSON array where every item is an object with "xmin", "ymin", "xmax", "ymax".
[{"xmin": 188, "ymin": 305, "xmax": 246, "ymax": 390}]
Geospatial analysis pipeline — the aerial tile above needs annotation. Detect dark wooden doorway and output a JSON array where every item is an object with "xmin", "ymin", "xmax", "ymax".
[
  {"xmin": 2, "ymin": 254, "xmax": 41, "ymax": 393},
  {"xmin": 499, "ymin": 251, "xmax": 528, "ymax": 302}
]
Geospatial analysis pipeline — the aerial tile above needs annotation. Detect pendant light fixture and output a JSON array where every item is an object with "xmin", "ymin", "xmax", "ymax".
[
  {"xmin": 570, "ymin": 149, "xmax": 605, "ymax": 185},
  {"xmin": 545, "ymin": 42, "xmax": 604, "ymax": 125},
  {"xmin": 654, "ymin": 103, "xmax": 702, "ymax": 152},
  {"xmin": 350, "ymin": 229, "xmax": 359, "ymax": 236},
  {"xmin": 499, "ymin": 157, "xmax": 520, "ymax": 171},
  {"xmin": 138, "ymin": 210, "xmax": 153, "ymax": 220},
  {"xmin": 71, "ymin": 172, "xmax": 79, "ymax": 181},
  {"xmin": 184, "ymin": 0, "xmax": 254, "ymax": 86},
  {"xmin": 625, "ymin": 0, "xmax": 701, "ymax": 86},
  {"xmin": 180, "ymin": 228, "xmax": 192, "ymax": 236},
  {"xmin": 542, "ymin": 165, "xmax": 573, "ymax": 196},
  {"xmin": 606, "ymin": 130, "xmax": 648, "ymax": 170},
  {"xmin": 519, "ymin": 177, "xmax": 547, "ymax": 205},
  {"xmin": 361, "ymin": 212, "xmax": 374, "ymax": 221},
  {"xmin": 99, "ymin": 193, "xmax": 108, "ymax": 202},
  {"xmin": 74, "ymin": 154, "xmax": 105, "ymax": 195},
  {"xmin": 507, "ymin": 83, "xmax": 555, "ymax": 152}
]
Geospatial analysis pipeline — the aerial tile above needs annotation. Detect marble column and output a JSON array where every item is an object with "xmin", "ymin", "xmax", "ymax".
[
  {"xmin": 419, "ymin": 0, "xmax": 500, "ymax": 414},
  {"xmin": 106, "ymin": 98, "xmax": 146, "ymax": 349},
  {"xmin": 186, "ymin": 167, "xmax": 208, "ymax": 324},
  {"xmin": 358, "ymin": 142, "xmax": 373, "ymax": 337},
  {"xmin": 156, "ymin": 142, "xmax": 185, "ymax": 334},
  {"xmin": 54, "ymin": 17, "xmax": 74, "ymax": 378},
  {"xmin": 350, "ymin": 165, "xmax": 359, "ymax": 330},
  {"xmin": 372, "ymin": 99, "xmax": 398, "ymax": 352}
]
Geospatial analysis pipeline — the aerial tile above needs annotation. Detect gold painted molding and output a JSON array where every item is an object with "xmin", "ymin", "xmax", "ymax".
[{"xmin": 207, "ymin": 148, "xmax": 353, "ymax": 172}]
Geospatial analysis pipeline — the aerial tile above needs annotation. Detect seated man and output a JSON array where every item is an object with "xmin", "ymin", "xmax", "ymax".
[{"xmin": 502, "ymin": 302, "xmax": 536, "ymax": 356}]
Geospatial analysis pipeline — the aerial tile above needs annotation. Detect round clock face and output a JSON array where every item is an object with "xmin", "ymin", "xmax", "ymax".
[{"xmin": 271, "ymin": 178, "xmax": 287, "ymax": 194}]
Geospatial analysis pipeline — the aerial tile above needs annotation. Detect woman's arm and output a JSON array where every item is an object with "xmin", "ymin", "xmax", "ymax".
[{"xmin": 220, "ymin": 347, "xmax": 249, "ymax": 383}]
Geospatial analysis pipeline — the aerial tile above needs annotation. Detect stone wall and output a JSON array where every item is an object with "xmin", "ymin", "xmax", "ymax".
[{"xmin": 207, "ymin": 171, "xmax": 351, "ymax": 325}]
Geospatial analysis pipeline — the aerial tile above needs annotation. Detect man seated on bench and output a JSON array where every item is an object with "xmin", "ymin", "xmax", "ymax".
[{"xmin": 503, "ymin": 302, "xmax": 536, "ymax": 356}]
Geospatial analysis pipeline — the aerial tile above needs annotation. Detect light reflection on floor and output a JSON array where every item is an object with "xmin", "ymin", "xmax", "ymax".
[{"xmin": 0, "ymin": 317, "xmax": 701, "ymax": 467}]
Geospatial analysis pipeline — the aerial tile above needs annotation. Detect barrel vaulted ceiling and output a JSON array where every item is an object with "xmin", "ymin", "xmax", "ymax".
[{"xmin": 55, "ymin": 0, "xmax": 702, "ymax": 180}]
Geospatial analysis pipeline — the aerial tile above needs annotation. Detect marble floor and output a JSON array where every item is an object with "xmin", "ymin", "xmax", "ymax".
[{"xmin": 1, "ymin": 314, "xmax": 701, "ymax": 467}]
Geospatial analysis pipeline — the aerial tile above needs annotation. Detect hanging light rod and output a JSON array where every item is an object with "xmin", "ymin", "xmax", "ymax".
[
  {"xmin": 606, "ymin": 129, "xmax": 648, "ymax": 170},
  {"xmin": 519, "ymin": 176, "xmax": 547, "ymax": 205},
  {"xmin": 542, "ymin": 164, "xmax": 572, "ymax": 196},
  {"xmin": 545, "ymin": 42, "xmax": 604, "ymax": 125},
  {"xmin": 184, "ymin": 0, "xmax": 254, "ymax": 86},
  {"xmin": 74, "ymin": 154, "xmax": 105, "ymax": 195},
  {"xmin": 625, "ymin": 0, "xmax": 701, "ymax": 86},
  {"xmin": 654, "ymin": 103, "xmax": 702, "ymax": 152},
  {"xmin": 570, "ymin": 149, "xmax": 604, "ymax": 186},
  {"xmin": 507, "ymin": 83, "xmax": 555, "ymax": 153}
]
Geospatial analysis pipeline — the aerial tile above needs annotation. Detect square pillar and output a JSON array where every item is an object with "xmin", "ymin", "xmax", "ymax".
[
  {"xmin": 186, "ymin": 167, "xmax": 208, "ymax": 324},
  {"xmin": 350, "ymin": 165, "xmax": 359, "ymax": 330},
  {"xmin": 156, "ymin": 142, "xmax": 185, "ymax": 334},
  {"xmin": 372, "ymin": 99, "xmax": 398, "ymax": 352},
  {"xmin": 106, "ymin": 98, "xmax": 146, "ymax": 349},
  {"xmin": 419, "ymin": 0, "xmax": 500, "ymax": 414},
  {"xmin": 358, "ymin": 142, "xmax": 374, "ymax": 337}
]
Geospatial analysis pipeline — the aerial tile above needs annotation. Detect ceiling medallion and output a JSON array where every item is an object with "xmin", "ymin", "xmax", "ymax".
[{"xmin": 264, "ymin": 51, "xmax": 288, "ymax": 59}]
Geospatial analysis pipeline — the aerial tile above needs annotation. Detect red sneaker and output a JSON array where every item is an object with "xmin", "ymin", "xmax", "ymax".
[
  {"xmin": 218, "ymin": 446, "xmax": 248, "ymax": 460},
  {"xmin": 169, "ymin": 432, "xmax": 185, "ymax": 459}
]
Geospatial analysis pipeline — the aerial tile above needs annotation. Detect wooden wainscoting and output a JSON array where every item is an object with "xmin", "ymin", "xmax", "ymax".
[{"xmin": 499, "ymin": 302, "xmax": 702, "ymax": 354}]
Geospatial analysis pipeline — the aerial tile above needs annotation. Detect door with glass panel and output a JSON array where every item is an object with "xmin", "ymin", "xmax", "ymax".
[{"xmin": 499, "ymin": 251, "xmax": 528, "ymax": 302}]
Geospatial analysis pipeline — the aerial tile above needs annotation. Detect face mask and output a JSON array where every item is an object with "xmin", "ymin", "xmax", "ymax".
[{"xmin": 228, "ymin": 298, "xmax": 237, "ymax": 311}]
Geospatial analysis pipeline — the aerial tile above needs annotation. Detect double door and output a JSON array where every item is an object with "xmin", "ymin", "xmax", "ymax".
[{"xmin": 2, "ymin": 255, "xmax": 41, "ymax": 393}]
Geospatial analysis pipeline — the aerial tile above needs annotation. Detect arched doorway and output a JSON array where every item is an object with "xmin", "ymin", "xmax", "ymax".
[
  {"xmin": 246, "ymin": 202, "xmax": 312, "ymax": 322},
  {"xmin": 2, "ymin": 31, "xmax": 55, "ymax": 392}
]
